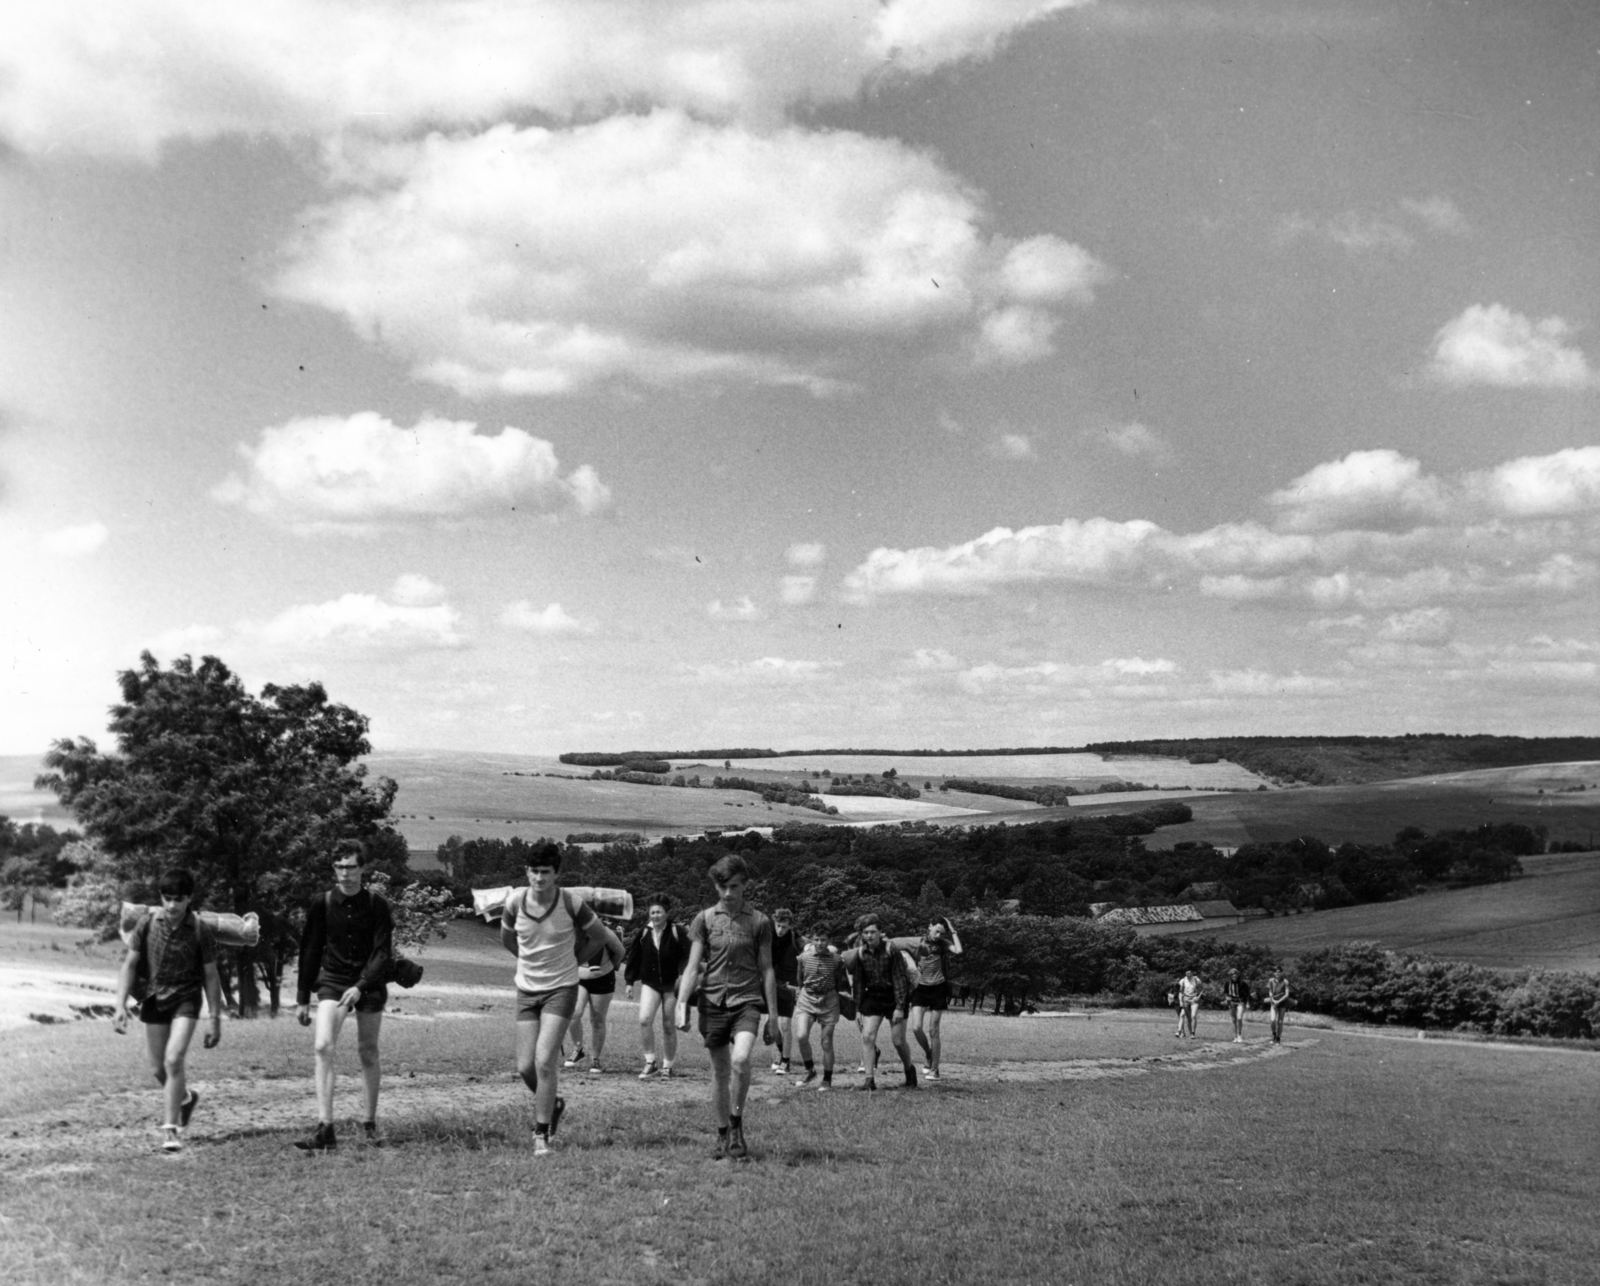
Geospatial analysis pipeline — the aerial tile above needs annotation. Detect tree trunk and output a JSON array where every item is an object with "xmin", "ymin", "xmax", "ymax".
[
  {"xmin": 216, "ymin": 951, "xmax": 239, "ymax": 1015},
  {"xmin": 235, "ymin": 943, "xmax": 262, "ymax": 1017},
  {"xmin": 256, "ymin": 947, "xmax": 283, "ymax": 1017}
]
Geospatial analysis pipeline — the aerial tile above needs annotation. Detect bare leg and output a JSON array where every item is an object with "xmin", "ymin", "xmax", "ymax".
[
  {"xmin": 515, "ymin": 1012, "xmax": 572, "ymax": 1127},
  {"xmin": 355, "ymin": 1010, "xmax": 383, "ymax": 1122},
  {"xmin": 860, "ymin": 1014, "xmax": 885, "ymax": 1080},
  {"xmin": 819, "ymin": 1018, "xmax": 837, "ymax": 1074},
  {"xmin": 658, "ymin": 988, "xmax": 678, "ymax": 1066},
  {"xmin": 638, "ymin": 985, "xmax": 660, "ymax": 1063},
  {"xmin": 910, "ymin": 1005, "xmax": 933, "ymax": 1064},
  {"xmin": 708, "ymin": 1043, "xmax": 733, "ymax": 1127},
  {"xmin": 313, "ymin": 1000, "xmax": 349, "ymax": 1124},
  {"xmin": 586, "ymin": 991, "xmax": 613, "ymax": 1064},
  {"xmin": 793, "ymin": 1011, "xmax": 815, "ymax": 1066},
  {"xmin": 728, "ymin": 1028, "xmax": 758, "ymax": 1117},
  {"xmin": 925, "ymin": 1008, "xmax": 944, "ymax": 1073},
  {"xmin": 888, "ymin": 1016, "xmax": 914, "ymax": 1072}
]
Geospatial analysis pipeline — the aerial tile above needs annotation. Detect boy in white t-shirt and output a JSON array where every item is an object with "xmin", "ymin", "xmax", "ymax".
[{"xmin": 500, "ymin": 842, "xmax": 623, "ymax": 1156}]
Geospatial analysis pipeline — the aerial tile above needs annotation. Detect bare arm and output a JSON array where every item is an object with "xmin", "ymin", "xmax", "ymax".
[
  {"xmin": 758, "ymin": 932, "xmax": 779, "ymax": 1045},
  {"xmin": 945, "ymin": 919, "xmax": 963, "ymax": 955},
  {"xmin": 113, "ymin": 945, "xmax": 140, "ymax": 1031},
  {"xmin": 675, "ymin": 940, "xmax": 705, "ymax": 1030},
  {"xmin": 202, "ymin": 962, "xmax": 224, "ymax": 1047}
]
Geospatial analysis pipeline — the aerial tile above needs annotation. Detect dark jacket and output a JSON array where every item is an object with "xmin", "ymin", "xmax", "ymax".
[
  {"xmin": 296, "ymin": 888, "xmax": 393, "ymax": 1005},
  {"xmin": 623, "ymin": 921, "xmax": 688, "ymax": 992},
  {"xmin": 844, "ymin": 940, "xmax": 912, "ymax": 1011}
]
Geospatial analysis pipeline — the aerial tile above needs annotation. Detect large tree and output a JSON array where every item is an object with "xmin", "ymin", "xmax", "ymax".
[{"xmin": 37, "ymin": 652, "xmax": 407, "ymax": 1016}]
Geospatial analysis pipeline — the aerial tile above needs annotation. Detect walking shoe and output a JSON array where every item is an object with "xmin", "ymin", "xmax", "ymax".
[
  {"xmin": 532, "ymin": 1133, "xmax": 552, "ymax": 1157},
  {"xmin": 856, "ymin": 1062, "xmax": 868, "ymax": 1074},
  {"xmin": 727, "ymin": 1125, "xmax": 749, "ymax": 1161},
  {"xmin": 638, "ymin": 1062, "xmax": 659, "ymax": 1080},
  {"xmin": 901, "ymin": 1066, "xmax": 919, "ymax": 1090},
  {"xmin": 925, "ymin": 1067, "xmax": 940, "ymax": 1082},
  {"xmin": 294, "ymin": 1123, "xmax": 336, "ymax": 1152},
  {"xmin": 589, "ymin": 1064, "xmax": 604, "ymax": 1076},
  {"xmin": 712, "ymin": 1131, "xmax": 730, "ymax": 1161},
  {"xmin": 816, "ymin": 1080, "xmax": 832, "ymax": 1093},
  {"xmin": 362, "ymin": 1120, "xmax": 383, "ymax": 1146},
  {"xmin": 770, "ymin": 1061, "xmax": 783, "ymax": 1074},
  {"xmin": 660, "ymin": 1064, "xmax": 676, "ymax": 1078},
  {"xmin": 180, "ymin": 1089, "xmax": 200, "ymax": 1127},
  {"xmin": 548, "ymin": 1096, "xmax": 566, "ymax": 1139},
  {"xmin": 856, "ymin": 1078, "xmax": 877, "ymax": 1092},
  {"xmin": 161, "ymin": 1126, "xmax": 184, "ymax": 1153},
  {"xmin": 563, "ymin": 1047, "xmax": 586, "ymax": 1069},
  {"xmin": 794, "ymin": 1070, "xmax": 817, "ymax": 1088}
]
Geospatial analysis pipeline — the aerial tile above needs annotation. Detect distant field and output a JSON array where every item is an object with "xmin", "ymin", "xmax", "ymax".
[
  {"xmin": 1202, "ymin": 850, "xmax": 1600, "ymax": 973},
  {"xmin": 0, "ymin": 755, "xmax": 75, "ymax": 829},
  {"xmin": 708, "ymin": 750, "xmax": 1269, "ymax": 789}
]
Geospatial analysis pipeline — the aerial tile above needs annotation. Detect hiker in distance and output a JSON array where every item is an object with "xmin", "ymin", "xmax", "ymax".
[
  {"xmin": 294, "ymin": 843, "xmax": 394, "ymax": 1151},
  {"xmin": 501, "ymin": 841, "xmax": 624, "ymax": 1156},
  {"xmin": 675, "ymin": 854, "xmax": 783, "ymax": 1161},
  {"xmin": 114, "ymin": 868, "xmax": 224, "ymax": 1153},
  {"xmin": 843, "ymin": 913, "xmax": 919, "ymax": 1091},
  {"xmin": 889, "ymin": 914, "xmax": 963, "ymax": 1081},
  {"xmin": 623, "ymin": 892, "xmax": 688, "ymax": 1079},
  {"xmin": 1224, "ymin": 967, "xmax": 1252, "ymax": 1043}
]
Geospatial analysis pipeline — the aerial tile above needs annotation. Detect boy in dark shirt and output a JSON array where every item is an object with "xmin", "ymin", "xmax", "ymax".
[
  {"xmin": 1223, "ymin": 968, "xmax": 1251, "ymax": 1043},
  {"xmin": 768, "ymin": 906, "xmax": 798, "ymax": 1076},
  {"xmin": 114, "ymin": 868, "xmax": 223, "ymax": 1153},
  {"xmin": 293, "ymin": 844, "xmax": 393, "ymax": 1150},
  {"xmin": 843, "ymin": 914, "xmax": 918, "ymax": 1091}
]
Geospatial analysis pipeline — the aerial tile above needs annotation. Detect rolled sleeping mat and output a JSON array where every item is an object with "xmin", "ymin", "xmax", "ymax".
[
  {"xmin": 472, "ymin": 885, "xmax": 517, "ymax": 923},
  {"xmin": 118, "ymin": 903, "xmax": 261, "ymax": 947},
  {"xmin": 472, "ymin": 885, "xmax": 633, "ymax": 923}
]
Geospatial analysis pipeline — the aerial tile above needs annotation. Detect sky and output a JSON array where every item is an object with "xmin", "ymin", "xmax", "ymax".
[{"xmin": 1, "ymin": 0, "xmax": 1598, "ymax": 759}]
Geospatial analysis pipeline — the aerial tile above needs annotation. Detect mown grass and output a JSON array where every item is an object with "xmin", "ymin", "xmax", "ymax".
[{"xmin": 3, "ymin": 997, "xmax": 1596, "ymax": 1286}]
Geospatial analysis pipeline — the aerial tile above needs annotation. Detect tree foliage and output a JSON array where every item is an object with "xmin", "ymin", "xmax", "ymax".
[{"xmin": 36, "ymin": 652, "xmax": 407, "ymax": 1016}]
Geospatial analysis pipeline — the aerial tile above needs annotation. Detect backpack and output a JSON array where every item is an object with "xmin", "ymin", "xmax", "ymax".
[
  {"xmin": 510, "ymin": 887, "xmax": 610, "ymax": 965},
  {"xmin": 132, "ymin": 909, "xmax": 216, "ymax": 1002},
  {"xmin": 325, "ymin": 891, "xmax": 424, "ymax": 990}
]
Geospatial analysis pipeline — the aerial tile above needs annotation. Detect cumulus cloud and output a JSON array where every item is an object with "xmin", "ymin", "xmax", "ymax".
[
  {"xmin": 40, "ymin": 521, "xmax": 108, "ymax": 555},
  {"xmin": 500, "ymin": 601, "xmax": 593, "ymax": 635},
  {"xmin": 786, "ymin": 542, "xmax": 827, "ymax": 568},
  {"xmin": 1377, "ymin": 607, "xmax": 1454, "ymax": 644},
  {"xmin": 1268, "ymin": 449, "xmax": 1450, "ymax": 533},
  {"xmin": 1209, "ymin": 669, "xmax": 1337, "ymax": 697},
  {"xmin": 1399, "ymin": 196, "xmax": 1468, "ymax": 235},
  {"xmin": 688, "ymin": 656, "xmax": 836, "ymax": 682},
  {"xmin": 907, "ymin": 647, "xmax": 961, "ymax": 671},
  {"xmin": 955, "ymin": 655, "xmax": 1177, "ymax": 694},
  {"xmin": 708, "ymin": 596, "xmax": 763, "ymax": 622},
  {"xmin": 988, "ymin": 432, "xmax": 1036, "ymax": 460},
  {"xmin": 212, "ymin": 413, "xmax": 610, "ymax": 532},
  {"xmin": 0, "ymin": 1, "xmax": 1085, "ymax": 158},
  {"xmin": 1428, "ymin": 305, "xmax": 1593, "ymax": 389},
  {"xmin": 779, "ymin": 576, "xmax": 817, "ymax": 606},
  {"xmin": 390, "ymin": 574, "xmax": 446, "ymax": 606},
  {"xmin": 276, "ymin": 115, "xmax": 1107, "ymax": 396},
  {"xmin": 1276, "ymin": 197, "xmax": 1467, "ymax": 255},
  {"xmin": 1092, "ymin": 421, "xmax": 1174, "ymax": 464},
  {"xmin": 252, "ymin": 593, "xmax": 465, "ymax": 652},
  {"xmin": 843, "ymin": 444, "xmax": 1600, "ymax": 613}
]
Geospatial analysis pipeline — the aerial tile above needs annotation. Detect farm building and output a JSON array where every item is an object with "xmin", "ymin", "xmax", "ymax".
[{"xmin": 1095, "ymin": 899, "xmax": 1249, "ymax": 937}]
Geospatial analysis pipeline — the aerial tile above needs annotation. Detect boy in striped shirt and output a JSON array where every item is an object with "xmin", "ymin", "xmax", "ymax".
[{"xmin": 791, "ymin": 926, "xmax": 849, "ymax": 1090}]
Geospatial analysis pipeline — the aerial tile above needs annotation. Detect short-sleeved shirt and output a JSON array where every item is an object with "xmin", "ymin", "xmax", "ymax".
[
  {"xmin": 504, "ymin": 888, "xmax": 599, "ymax": 993},
  {"xmin": 1224, "ymin": 979, "xmax": 1251, "ymax": 1005},
  {"xmin": 131, "ymin": 912, "xmax": 214, "ymax": 1003},
  {"xmin": 1266, "ymin": 978, "xmax": 1291, "ymax": 1002},
  {"xmin": 890, "ymin": 935, "xmax": 952, "ymax": 987},
  {"xmin": 795, "ymin": 945, "xmax": 847, "ymax": 1002},
  {"xmin": 1179, "ymin": 975, "xmax": 1202, "ymax": 1003},
  {"xmin": 688, "ymin": 905, "xmax": 773, "ymax": 1008}
]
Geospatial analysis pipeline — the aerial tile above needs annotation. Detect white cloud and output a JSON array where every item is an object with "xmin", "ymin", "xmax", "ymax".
[
  {"xmin": 212, "ymin": 413, "xmax": 610, "ymax": 532},
  {"xmin": 1466, "ymin": 446, "xmax": 1600, "ymax": 518},
  {"xmin": 1278, "ymin": 211, "xmax": 1412, "ymax": 254},
  {"xmin": 40, "ymin": 521, "xmax": 108, "ymax": 555},
  {"xmin": 786, "ymin": 542, "xmax": 827, "ymax": 568},
  {"xmin": 907, "ymin": 647, "xmax": 961, "ymax": 671},
  {"xmin": 0, "ymin": 1, "xmax": 1086, "ymax": 158},
  {"xmin": 1428, "ymin": 305, "xmax": 1593, "ymax": 389},
  {"xmin": 1106, "ymin": 656, "xmax": 1177, "ymax": 675},
  {"xmin": 688, "ymin": 656, "xmax": 836, "ymax": 682},
  {"xmin": 708, "ymin": 596, "xmax": 763, "ymax": 622},
  {"xmin": 276, "ymin": 115, "xmax": 1107, "ymax": 396},
  {"xmin": 500, "ymin": 601, "xmax": 593, "ymax": 636},
  {"xmin": 1209, "ymin": 669, "xmax": 1337, "ymax": 697},
  {"xmin": 252, "ymin": 593, "xmax": 465, "ymax": 652},
  {"xmin": 1377, "ymin": 607, "xmax": 1454, "ymax": 644},
  {"xmin": 391, "ymin": 574, "xmax": 446, "ymax": 606},
  {"xmin": 1268, "ymin": 449, "xmax": 1449, "ymax": 533},
  {"xmin": 779, "ymin": 576, "xmax": 817, "ymax": 606},
  {"xmin": 988, "ymin": 432, "xmax": 1036, "ymax": 460},
  {"xmin": 1093, "ymin": 421, "xmax": 1174, "ymax": 464},
  {"xmin": 1399, "ymin": 196, "xmax": 1468, "ymax": 235}
]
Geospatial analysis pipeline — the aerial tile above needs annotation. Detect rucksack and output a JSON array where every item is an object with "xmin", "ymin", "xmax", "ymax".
[
  {"xmin": 510, "ymin": 887, "xmax": 609, "ymax": 965},
  {"xmin": 132, "ymin": 909, "xmax": 216, "ymax": 1002}
]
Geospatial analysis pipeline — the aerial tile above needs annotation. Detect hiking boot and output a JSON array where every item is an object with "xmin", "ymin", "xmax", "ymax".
[
  {"xmin": 548, "ymin": 1096, "xmax": 566, "ymax": 1139},
  {"xmin": 711, "ymin": 1131, "xmax": 730, "ymax": 1161},
  {"xmin": 794, "ymin": 1070, "xmax": 817, "ymax": 1088},
  {"xmin": 901, "ymin": 1067, "xmax": 919, "ymax": 1090},
  {"xmin": 362, "ymin": 1121, "xmax": 383, "ymax": 1146},
  {"xmin": 856, "ymin": 1078, "xmax": 877, "ymax": 1092},
  {"xmin": 727, "ymin": 1125, "xmax": 749, "ymax": 1161},
  {"xmin": 532, "ymin": 1133, "xmax": 552, "ymax": 1158},
  {"xmin": 180, "ymin": 1089, "xmax": 200, "ymax": 1127},
  {"xmin": 161, "ymin": 1126, "xmax": 184, "ymax": 1153},
  {"xmin": 294, "ymin": 1122, "xmax": 336, "ymax": 1152}
]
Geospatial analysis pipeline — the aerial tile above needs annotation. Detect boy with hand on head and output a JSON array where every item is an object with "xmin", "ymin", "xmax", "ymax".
[
  {"xmin": 502, "ymin": 840, "xmax": 623, "ymax": 1157},
  {"xmin": 888, "ymin": 914, "xmax": 963, "ymax": 1081},
  {"xmin": 294, "ymin": 842, "xmax": 393, "ymax": 1151},
  {"xmin": 675, "ymin": 854, "xmax": 781, "ymax": 1161},
  {"xmin": 842, "ymin": 914, "xmax": 918, "ymax": 1091},
  {"xmin": 791, "ymin": 924, "xmax": 850, "ymax": 1090},
  {"xmin": 114, "ymin": 868, "xmax": 223, "ymax": 1153}
]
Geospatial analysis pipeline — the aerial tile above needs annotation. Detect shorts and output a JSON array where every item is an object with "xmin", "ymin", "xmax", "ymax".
[
  {"xmin": 909, "ymin": 983, "xmax": 948, "ymax": 1012},
  {"xmin": 317, "ymin": 983, "xmax": 389, "ymax": 1013},
  {"xmin": 139, "ymin": 992, "xmax": 202, "ymax": 1025},
  {"xmin": 776, "ymin": 983, "xmax": 796, "ymax": 1018},
  {"xmin": 698, "ymin": 999, "xmax": 763, "ymax": 1049},
  {"xmin": 859, "ymin": 989, "xmax": 905, "ymax": 1021},
  {"xmin": 579, "ymin": 971, "xmax": 616, "ymax": 996},
  {"xmin": 516, "ymin": 985, "xmax": 580, "ymax": 1022},
  {"xmin": 795, "ymin": 991, "xmax": 840, "ymax": 1023}
]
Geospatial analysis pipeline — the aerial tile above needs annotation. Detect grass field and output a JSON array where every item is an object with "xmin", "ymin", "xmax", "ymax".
[
  {"xmin": 1202, "ymin": 850, "xmax": 1600, "ymax": 973},
  {"xmin": 4, "ymin": 919, "xmax": 1599, "ymax": 1285}
]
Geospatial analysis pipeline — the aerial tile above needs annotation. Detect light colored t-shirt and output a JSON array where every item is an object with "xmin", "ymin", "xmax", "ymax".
[
  {"xmin": 1179, "ymin": 975, "xmax": 1202, "ymax": 1004},
  {"xmin": 503, "ymin": 888, "xmax": 597, "ymax": 993},
  {"xmin": 889, "ymin": 935, "xmax": 951, "ymax": 987}
]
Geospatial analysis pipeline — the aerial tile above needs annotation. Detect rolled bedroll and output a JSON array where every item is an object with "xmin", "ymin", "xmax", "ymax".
[
  {"xmin": 119, "ymin": 903, "xmax": 261, "ymax": 948},
  {"xmin": 472, "ymin": 886, "xmax": 634, "ymax": 923}
]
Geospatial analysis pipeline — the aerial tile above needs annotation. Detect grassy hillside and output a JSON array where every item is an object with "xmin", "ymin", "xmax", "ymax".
[{"xmin": 1201, "ymin": 850, "xmax": 1600, "ymax": 973}]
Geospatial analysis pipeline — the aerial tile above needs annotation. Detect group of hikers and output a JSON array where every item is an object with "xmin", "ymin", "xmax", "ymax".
[
  {"xmin": 114, "ymin": 841, "xmax": 1278, "ymax": 1159},
  {"xmin": 1169, "ymin": 965, "xmax": 1292, "ymax": 1044}
]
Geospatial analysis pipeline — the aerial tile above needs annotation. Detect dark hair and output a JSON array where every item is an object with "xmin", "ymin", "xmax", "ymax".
[
  {"xmin": 524, "ymin": 839, "xmax": 563, "ymax": 872},
  {"xmin": 647, "ymin": 892, "xmax": 673, "ymax": 912},
  {"xmin": 854, "ymin": 912, "xmax": 880, "ymax": 933},
  {"xmin": 773, "ymin": 906, "xmax": 793, "ymax": 920},
  {"xmin": 157, "ymin": 868, "xmax": 196, "ymax": 898},
  {"xmin": 334, "ymin": 839, "xmax": 364, "ymax": 862},
  {"xmin": 707, "ymin": 854, "xmax": 748, "ymax": 886}
]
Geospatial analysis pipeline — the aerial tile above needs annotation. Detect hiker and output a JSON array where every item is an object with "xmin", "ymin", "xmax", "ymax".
[
  {"xmin": 843, "ymin": 914, "xmax": 918, "ymax": 1091},
  {"xmin": 113, "ymin": 868, "xmax": 223, "ymax": 1153},
  {"xmin": 624, "ymin": 892, "xmax": 688, "ymax": 1079},
  {"xmin": 791, "ymin": 925, "xmax": 850, "ymax": 1090},
  {"xmin": 1223, "ymin": 967, "xmax": 1251, "ymax": 1043},
  {"xmin": 889, "ymin": 915, "xmax": 963, "ymax": 1081},
  {"xmin": 769, "ymin": 906, "xmax": 799, "ymax": 1077},
  {"xmin": 501, "ymin": 841, "xmax": 623, "ymax": 1156},
  {"xmin": 1264, "ymin": 969, "xmax": 1291, "ymax": 1044},
  {"xmin": 1169, "ymin": 981, "xmax": 1184, "ymax": 1037},
  {"xmin": 294, "ymin": 843, "xmax": 393, "ymax": 1151},
  {"xmin": 675, "ymin": 854, "xmax": 782, "ymax": 1161},
  {"xmin": 566, "ymin": 925, "xmax": 622, "ymax": 1074},
  {"xmin": 1177, "ymin": 967, "xmax": 1202, "ymax": 1038}
]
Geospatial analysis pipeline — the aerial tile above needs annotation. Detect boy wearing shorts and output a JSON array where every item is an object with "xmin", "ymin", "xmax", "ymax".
[
  {"xmin": 1265, "ymin": 969, "xmax": 1291, "ymax": 1044},
  {"xmin": 501, "ymin": 841, "xmax": 622, "ymax": 1156},
  {"xmin": 675, "ymin": 855, "xmax": 781, "ymax": 1161},
  {"xmin": 889, "ymin": 915, "xmax": 962, "ymax": 1081},
  {"xmin": 843, "ymin": 914, "xmax": 918, "ymax": 1091},
  {"xmin": 114, "ymin": 868, "xmax": 223, "ymax": 1153},
  {"xmin": 294, "ymin": 844, "xmax": 393, "ymax": 1151},
  {"xmin": 769, "ymin": 907, "xmax": 799, "ymax": 1076},
  {"xmin": 791, "ymin": 927, "xmax": 849, "ymax": 1090},
  {"xmin": 1223, "ymin": 968, "xmax": 1251, "ymax": 1043},
  {"xmin": 1178, "ymin": 967, "xmax": 1203, "ymax": 1039}
]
